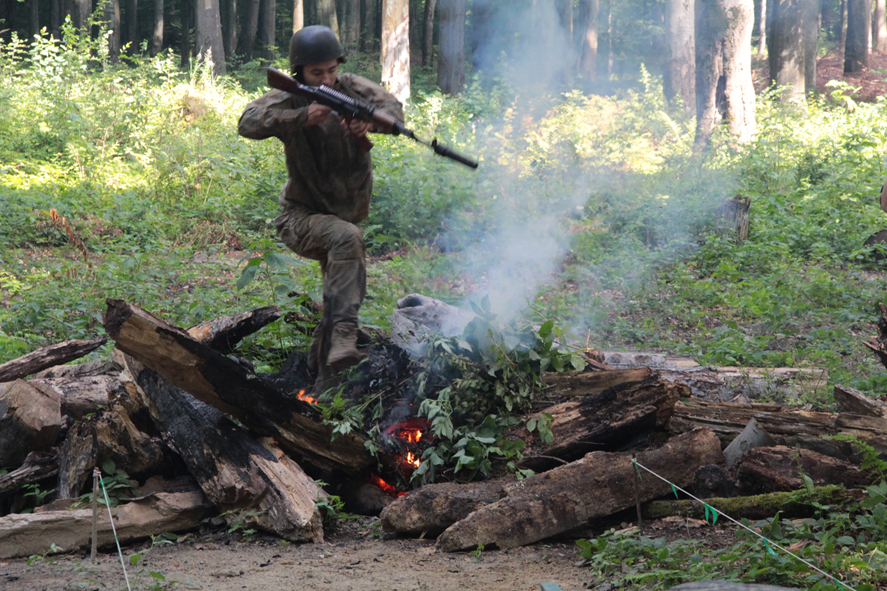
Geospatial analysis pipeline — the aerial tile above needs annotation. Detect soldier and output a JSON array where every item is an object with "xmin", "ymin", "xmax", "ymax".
[{"xmin": 238, "ymin": 25, "xmax": 405, "ymax": 392}]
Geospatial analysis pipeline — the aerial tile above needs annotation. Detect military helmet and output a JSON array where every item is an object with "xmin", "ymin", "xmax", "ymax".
[{"xmin": 289, "ymin": 25, "xmax": 346, "ymax": 72}]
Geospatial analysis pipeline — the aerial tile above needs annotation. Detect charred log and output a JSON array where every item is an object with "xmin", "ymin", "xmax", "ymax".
[{"xmin": 186, "ymin": 305, "xmax": 281, "ymax": 354}]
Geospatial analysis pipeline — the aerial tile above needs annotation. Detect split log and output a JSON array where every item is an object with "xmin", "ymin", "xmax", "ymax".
[
  {"xmin": 541, "ymin": 368, "xmax": 654, "ymax": 398},
  {"xmin": 0, "ymin": 337, "xmax": 106, "ymax": 382},
  {"xmin": 0, "ymin": 452, "xmax": 57, "ymax": 496},
  {"xmin": 435, "ymin": 428, "xmax": 723, "ymax": 551},
  {"xmin": 833, "ymin": 384, "xmax": 887, "ymax": 418},
  {"xmin": 644, "ymin": 485, "xmax": 861, "ymax": 522},
  {"xmin": 102, "ymin": 299, "xmax": 375, "ymax": 474},
  {"xmin": 520, "ymin": 376, "xmax": 687, "ymax": 470},
  {"xmin": 668, "ymin": 398, "xmax": 887, "ymax": 460},
  {"xmin": 28, "ymin": 376, "xmax": 124, "ymax": 420},
  {"xmin": 0, "ymin": 490, "xmax": 212, "ymax": 559},
  {"xmin": 134, "ymin": 365, "xmax": 324, "ymax": 542},
  {"xmin": 57, "ymin": 406, "xmax": 166, "ymax": 499},
  {"xmin": 380, "ymin": 477, "xmax": 514, "ymax": 536},
  {"xmin": 0, "ymin": 380, "xmax": 63, "ymax": 467},
  {"xmin": 659, "ymin": 366, "xmax": 827, "ymax": 403},
  {"xmin": 736, "ymin": 446, "xmax": 872, "ymax": 495},
  {"xmin": 186, "ymin": 305, "xmax": 281, "ymax": 354}
]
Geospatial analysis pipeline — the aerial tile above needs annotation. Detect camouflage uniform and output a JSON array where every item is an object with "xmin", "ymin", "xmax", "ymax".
[{"xmin": 238, "ymin": 73, "xmax": 404, "ymax": 385}]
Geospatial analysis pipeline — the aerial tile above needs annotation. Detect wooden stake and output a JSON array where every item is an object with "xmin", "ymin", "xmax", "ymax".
[
  {"xmin": 632, "ymin": 453, "xmax": 643, "ymax": 533},
  {"xmin": 90, "ymin": 468, "xmax": 99, "ymax": 563}
]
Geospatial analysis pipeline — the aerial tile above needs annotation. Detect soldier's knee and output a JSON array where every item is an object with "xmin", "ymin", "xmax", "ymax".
[{"xmin": 332, "ymin": 223, "xmax": 364, "ymax": 257}]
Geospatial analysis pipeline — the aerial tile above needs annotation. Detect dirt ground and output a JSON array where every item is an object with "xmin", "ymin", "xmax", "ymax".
[{"xmin": 0, "ymin": 516, "xmax": 593, "ymax": 591}]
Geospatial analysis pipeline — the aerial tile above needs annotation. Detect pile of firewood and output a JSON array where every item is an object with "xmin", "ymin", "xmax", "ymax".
[{"xmin": 2, "ymin": 297, "xmax": 887, "ymax": 558}]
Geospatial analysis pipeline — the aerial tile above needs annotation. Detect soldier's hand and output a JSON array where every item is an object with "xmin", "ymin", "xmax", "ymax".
[
  {"xmin": 305, "ymin": 102, "xmax": 332, "ymax": 126},
  {"xmin": 342, "ymin": 117, "xmax": 372, "ymax": 139}
]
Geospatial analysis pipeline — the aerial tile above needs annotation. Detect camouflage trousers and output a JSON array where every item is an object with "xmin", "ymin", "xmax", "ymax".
[{"xmin": 275, "ymin": 205, "xmax": 366, "ymax": 390}]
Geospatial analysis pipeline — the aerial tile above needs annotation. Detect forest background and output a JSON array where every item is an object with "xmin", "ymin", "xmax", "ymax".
[{"xmin": 2, "ymin": 0, "xmax": 887, "ymax": 411}]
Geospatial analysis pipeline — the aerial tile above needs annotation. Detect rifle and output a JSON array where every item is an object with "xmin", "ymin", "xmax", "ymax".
[{"xmin": 266, "ymin": 67, "xmax": 479, "ymax": 169}]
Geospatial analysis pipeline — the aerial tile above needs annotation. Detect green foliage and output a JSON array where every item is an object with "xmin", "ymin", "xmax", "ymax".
[{"xmin": 76, "ymin": 458, "xmax": 138, "ymax": 508}]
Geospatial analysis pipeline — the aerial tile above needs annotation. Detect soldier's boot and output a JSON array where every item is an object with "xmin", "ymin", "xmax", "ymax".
[{"xmin": 326, "ymin": 322, "xmax": 362, "ymax": 369}]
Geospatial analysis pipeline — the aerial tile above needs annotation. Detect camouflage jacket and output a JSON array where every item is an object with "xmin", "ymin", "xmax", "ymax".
[{"xmin": 237, "ymin": 73, "xmax": 405, "ymax": 224}]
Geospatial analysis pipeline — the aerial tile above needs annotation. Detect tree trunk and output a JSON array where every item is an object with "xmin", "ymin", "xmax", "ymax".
[
  {"xmin": 258, "ymin": 0, "xmax": 275, "ymax": 59},
  {"xmin": 195, "ymin": 0, "xmax": 226, "ymax": 73},
  {"xmin": 769, "ymin": 0, "xmax": 808, "ymax": 102},
  {"xmin": 695, "ymin": 0, "xmax": 756, "ymax": 143},
  {"xmin": 180, "ymin": 0, "xmax": 191, "ymax": 68},
  {"xmin": 316, "ymin": 0, "xmax": 338, "ymax": 33},
  {"xmin": 361, "ymin": 0, "xmax": 379, "ymax": 51},
  {"xmin": 577, "ymin": 0, "xmax": 599, "ymax": 81},
  {"xmin": 220, "ymin": 0, "xmax": 236, "ymax": 57},
  {"xmin": 382, "ymin": 0, "xmax": 409, "ymax": 101},
  {"xmin": 50, "ymin": 0, "xmax": 61, "ymax": 38},
  {"xmin": 292, "ymin": 0, "xmax": 303, "ymax": 33},
  {"xmin": 73, "ymin": 0, "xmax": 90, "ymax": 31},
  {"xmin": 876, "ymin": 0, "xmax": 887, "ymax": 51},
  {"xmin": 803, "ymin": 0, "xmax": 818, "ymax": 93},
  {"xmin": 736, "ymin": 445, "xmax": 872, "ymax": 494},
  {"xmin": 0, "ymin": 337, "xmax": 107, "ymax": 384},
  {"xmin": 844, "ymin": 0, "xmax": 871, "ymax": 71},
  {"xmin": 151, "ymin": 0, "xmax": 163, "ymax": 55},
  {"xmin": 340, "ymin": 0, "xmax": 360, "ymax": 48},
  {"xmin": 435, "ymin": 428, "xmax": 723, "ymax": 551},
  {"xmin": 664, "ymin": 0, "xmax": 694, "ymax": 110},
  {"xmin": 422, "ymin": 0, "xmax": 436, "ymax": 66},
  {"xmin": 238, "ymin": 0, "xmax": 259, "ymax": 60},
  {"xmin": 758, "ymin": 0, "xmax": 767, "ymax": 54},
  {"xmin": 125, "ymin": 0, "xmax": 137, "ymax": 52},
  {"xmin": 435, "ymin": 0, "xmax": 463, "ymax": 94},
  {"xmin": 28, "ymin": 0, "xmax": 38, "ymax": 40}
]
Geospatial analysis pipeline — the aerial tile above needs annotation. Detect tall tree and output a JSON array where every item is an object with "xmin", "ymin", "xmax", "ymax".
[
  {"xmin": 151, "ymin": 0, "xmax": 163, "ymax": 55},
  {"xmin": 557, "ymin": 0, "xmax": 573, "ymax": 40},
  {"xmin": 104, "ymin": 0, "xmax": 122, "ymax": 61},
  {"xmin": 769, "ymin": 0, "xmax": 807, "ymax": 103},
  {"xmin": 180, "ymin": 0, "xmax": 191, "ymax": 68},
  {"xmin": 844, "ymin": 0, "xmax": 871, "ymax": 72},
  {"xmin": 258, "ymin": 0, "xmax": 275, "ymax": 58},
  {"xmin": 436, "ymin": 0, "xmax": 464, "ymax": 94},
  {"xmin": 29, "ymin": 0, "xmax": 38, "ymax": 40},
  {"xmin": 195, "ymin": 0, "xmax": 226, "ymax": 74},
  {"xmin": 125, "ymin": 0, "xmax": 137, "ymax": 52},
  {"xmin": 758, "ymin": 0, "xmax": 767, "ymax": 54},
  {"xmin": 221, "ymin": 0, "xmax": 237, "ymax": 58},
  {"xmin": 577, "ymin": 0, "xmax": 599, "ymax": 81},
  {"xmin": 802, "ymin": 0, "xmax": 818, "ymax": 92},
  {"xmin": 361, "ymin": 0, "xmax": 379, "ymax": 51},
  {"xmin": 73, "ymin": 0, "xmax": 90, "ymax": 30},
  {"xmin": 382, "ymin": 0, "xmax": 409, "ymax": 101},
  {"xmin": 239, "ymin": 0, "xmax": 259, "ymax": 60},
  {"xmin": 695, "ymin": 0, "xmax": 756, "ymax": 143},
  {"xmin": 664, "ymin": 0, "xmax": 694, "ymax": 111},
  {"xmin": 340, "ymin": 0, "xmax": 360, "ymax": 47},
  {"xmin": 293, "ymin": 0, "xmax": 303, "ymax": 33},
  {"xmin": 316, "ymin": 0, "xmax": 338, "ymax": 34},
  {"xmin": 422, "ymin": 0, "xmax": 436, "ymax": 66},
  {"xmin": 875, "ymin": 0, "xmax": 887, "ymax": 51}
]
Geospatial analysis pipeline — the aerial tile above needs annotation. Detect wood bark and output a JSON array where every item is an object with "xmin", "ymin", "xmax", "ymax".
[
  {"xmin": 258, "ymin": 0, "xmax": 275, "ymax": 58},
  {"xmin": 422, "ymin": 0, "xmax": 436, "ymax": 66},
  {"xmin": 151, "ymin": 0, "xmax": 163, "ymax": 55},
  {"xmin": 316, "ymin": 0, "xmax": 338, "ymax": 33},
  {"xmin": 664, "ymin": 0, "xmax": 694, "ymax": 110},
  {"xmin": 0, "ymin": 452, "xmax": 57, "ymax": 496},
  {"xmin": 102, "ymin": 299, "xmax": 375, "ymax": 474},
  {"xmin": 876, "ymin": 0, "xmax": 887, "ymax": 52},
  {"xmin": 134, "ymin": 364, "xmax": 324, "ymax": 541},
  {"xmin": 758, "ymin": 0, "xmax": 767, "ymax": 54},
  {"xmin": 0, "ymin": 380, "xmax": 63, "ymax": 468},
  {"xmin": 125, "ymin": 0, "xmax": 137, "ymax": 52},
  {"xmin": 541, "ymin": 368, "xmax": 654, "ymax": 398},
  {"xmin": 695, "ymin": 0, "xmax": 756, "ymax": 143},
  {"xmin": 187, "ymin": 306, "xmax": 281, "ymax": 355},
  {"xmin": 29, "ymin": 375, "xmax": 121, "ymax": 420},
  {"xmin": 180, "ymin": 0, "xmax": 190, "ymax": 68},
  {"xmin": 0, "ymin": 491, "xmax": 212, "ymax": 559},
  {"xmin": 658, "ymin": 365, "xmax": 826, "ymax": 403},
  {"xmin": 380, "ymin": 477, "xmax": 513, "ymax": 536},
  {"xmin": 104, "ymin": 0, "xmax": 122, "ymax": 61},
  {"xmin": 382, "ymin": 0, "xmax": 410, "ymax": 102},
  {"xmin": 736, "ymin": 445, "xmax": 871, "ymax": 494},
  {"xmin": 50, "ymin": 0, "xmax": 61, "ymax": 38},
  {"xmin": 340, "ymin": 0, "xmax": 360, "ymax": 47},
  {"xmin": 29, "ymin": 0, "xmax": 38, "ymax": 40},
  {"xmin": 435, "ymin": 0, "xmax": 463, "ymax": 94},
  {"xmin": 668, "ymin": 398, "xmax": 887, "ymax": 460},
  {"xmin": 73, "ymin": 0, "xmax": 90, "ymax": 30},
  {"xmin": 239, "ymin": 0, "xmax": 259, "ymax": 59},
  {"xmin": 844, "ymin": 0, "xmax": 871, "ymax": 72},
  {"xmin": 577, "ymin": 0, "xmax": 600, "ymax": 81},
  {"xmin": 0, "ymin": 337, "xmax": 106, "ymax": 383},
  {"xmin": 769, "ymin": 0, "xmax": 808, "ymax": 102},
  {"xmin": 435, "ymin": 428, "xmax": 723, "ymax": 551},
  {"xmin": 292, "ymin": 0, "xmax": 302, "ymax": 33},
  {"xmin": 195, "ymin": 0, "xmax": 226, "ymax": 74},
  {"xmin": 361, "ymin": 0, "xmax": 379, "ymax": 51},
  {"xmin": 834, "ymin": 384, "xmax": 887, "ymax": 417},
  {"xmin": 519, "ymin": 376, "xmax": 687, "ymax": 471}
]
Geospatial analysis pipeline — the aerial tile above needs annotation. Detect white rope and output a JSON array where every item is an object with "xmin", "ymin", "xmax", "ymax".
[
  {"xmin": 632, "ymin": 459, "xmax": 857, "ymax": 591},
  {"xmin": 99, "ymin": 474, "xmax": 132, "ymax": 591}
]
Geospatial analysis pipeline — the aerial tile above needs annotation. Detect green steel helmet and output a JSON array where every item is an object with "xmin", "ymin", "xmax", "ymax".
[{"xmin": 289, "ymin": 25, "xmax": 346, "ymax": 72}]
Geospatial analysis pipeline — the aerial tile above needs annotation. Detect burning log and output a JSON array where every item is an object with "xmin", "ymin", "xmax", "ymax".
[
  {"xmin": 520, "ymin": 376, "xmax": 687, "ymax": 470},
  {"xmin": 0, "ymin": 379, "xmax": 63, "ymax": 467},
  {"xmin": 102, "ymin": 299, "xmax": 376, "ymax": 474},
  {"xmin": 380, "ymin": 477, "xmax": 514, "ymax": 536},
  {"xmin": 736, "ymin": 446, "xmax": 872, "ymax": 495},
  {"xmin": 0, "ymin": 452, "xmax": 57, "ymax": 496},
  {"xmin": 0, "ymin": 337, "xmax": 107, "ymax": 382},
  {"xmin": 132, "ymin": 364, "xmax": 325, "ymax": 542},
  {"xmin": 435, "ymin": 428, "xmax": 723, "ymax": 551},
  {"xmin": 0, "ymin": 490, "xmax": 212, "ymax": 559},
  {"xmin": 668, "ymin": 398, "xmax": 887, "ymax": 460},
  {"xmin": 186, "ymin": 305, "xmax": 281, "ymax": 354}
]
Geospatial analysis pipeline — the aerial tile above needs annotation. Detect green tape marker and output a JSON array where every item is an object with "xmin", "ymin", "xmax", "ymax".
[
  {"xmin": 632, "ymin": 460, "xmax": 642, "ymax": 480},
  {"xmin": 670, "ymin": 483, "xmax": 679, "ymax": 499},
  {"xmin": 704, "ymin": 504, "xmax": 710, "ymax": 522},
  {"xmin": 764, "ymin": 539, "xmax": 777, "ymax": 557}
]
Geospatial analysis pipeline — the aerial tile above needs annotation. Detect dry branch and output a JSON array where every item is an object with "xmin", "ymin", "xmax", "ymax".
[
  {"xmin": 186, "ymin": 305, "xmax": 281, "ymax": 354},
  {"xmin": 0, "ymin": 452, "xmax": 57, "ymax": 496},
  {"xmin": 0, "ymin": 337, "xmax": 106, "ymax": 382}
]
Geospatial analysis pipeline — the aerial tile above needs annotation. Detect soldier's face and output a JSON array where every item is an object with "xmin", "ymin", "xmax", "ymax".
[{"xmin": 303, "ymin": 59, "xmax": 339, "ymax": 87}]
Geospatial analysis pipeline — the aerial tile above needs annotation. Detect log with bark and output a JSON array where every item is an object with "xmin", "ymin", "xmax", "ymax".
[
  {"xmin": 519, "ymin": 376, "xmax": 687, "ymax": 470},
  {"xmin": 431, "ymin": 428, "xmax": 722, "ymax": 551},
  {"xmin": 833, "ymin": 384, "xmax": 887, "ymax": 418},
  {"xmin": 132, "ymin": 362, "xmax": 325, "ymax": 542},
  {"xmin": 186, "ymin": 305, "xmax": 281, "ymax": 354},
  {"xmin": 0, "ymin": 379, "xmax": 63, "ymax": 467},
  {"xmin": 658, "ymin": 365, "xmax": 827, "ymax": 403},
  {"xmin": 736, "ymin": 446, "xmax": 872, "ymax": 494},
  {"xmin": 0, "ymin": 452, "xmax": 57, "ymax": 496},
  {"xmin": 540, "ymin": 368, "xmax": 654, "ymax": 398},
  {"xmin": 0, "ymin": 490, "xmax": 212, "ymax": 559},
  {"xmin": 102, "ymin": 299, "xmax": 376, "ymax": 474},
  {"xmin": 28, "ymin": 375, "xmax": 125, "ymax": 420},
  {"xmin": 0, "ymin": 337, "xmax": 107, "ymax": 382}
]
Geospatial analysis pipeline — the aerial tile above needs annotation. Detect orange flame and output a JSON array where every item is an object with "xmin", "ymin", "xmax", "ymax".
[
  {"xmin": 404, "ymin": 452, "xmax": 421, "ymax": 468},
  {"xmin": 296, "ymin": 389, "xmax": 317, "ymax": 404},
  {"xmin": 368, "ymin": 473, "xmax": 406, "ymax": 497}
]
